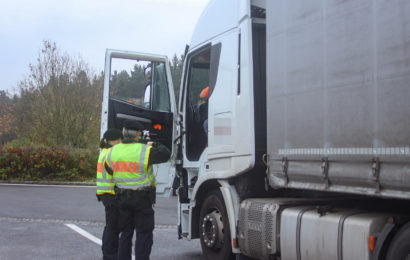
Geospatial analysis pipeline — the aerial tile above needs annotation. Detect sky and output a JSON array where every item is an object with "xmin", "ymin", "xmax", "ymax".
[{"xmin": 0, "ymin": 0, "xmax": 210, "ymax": 94}]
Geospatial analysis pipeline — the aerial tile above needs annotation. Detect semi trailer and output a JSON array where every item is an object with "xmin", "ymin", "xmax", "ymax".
[{"xmin": 101, "ymin": 0, "xmax": 410, "ymax": 259}]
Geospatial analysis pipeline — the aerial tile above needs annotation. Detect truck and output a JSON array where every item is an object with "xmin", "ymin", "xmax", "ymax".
[{"xmin": 100, "ymin": 0, "xmax": 410, "ymax": 259}]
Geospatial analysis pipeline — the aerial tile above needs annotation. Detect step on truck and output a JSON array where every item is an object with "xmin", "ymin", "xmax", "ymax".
[{"xmin": 100, "ymin": 0, "xmax": 410, "ymax": 259}]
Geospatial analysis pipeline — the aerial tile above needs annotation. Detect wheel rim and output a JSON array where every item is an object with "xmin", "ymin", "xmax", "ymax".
[{"xmin": 201, "ymin": 209, "xmax": 224, "ymax": 249}]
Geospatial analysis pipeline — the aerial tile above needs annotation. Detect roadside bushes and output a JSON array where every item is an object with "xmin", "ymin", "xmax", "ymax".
[{"xmin": 0, "ymin": 142, "xmax": 98, "ymax": 182}]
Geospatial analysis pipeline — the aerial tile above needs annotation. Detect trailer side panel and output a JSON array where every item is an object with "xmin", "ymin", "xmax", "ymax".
[{"xmin": 266, "ymin": 0, "xmax": 410, "ymax": 199}]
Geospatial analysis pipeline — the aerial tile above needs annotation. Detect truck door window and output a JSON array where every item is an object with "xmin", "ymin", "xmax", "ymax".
[
  {"xmin": 152, "ymin": 63, "xmax": 171, "ymax": 112},
  {"xmin": 185, "ymin": 47, "xmax": 211, "ymax": 161},
  {"xmin": 109, "ymin": 58, "xmax": 171, "ymax": 112}
]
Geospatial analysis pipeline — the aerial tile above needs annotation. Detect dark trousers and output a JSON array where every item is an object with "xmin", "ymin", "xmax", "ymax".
[
  {"xmin": 117, "ymin": 190, "xmax": 154, "ymax": 260},
  {"xmin": 101, "ymin": 195, "xmax": 120, "ymax": 260}
]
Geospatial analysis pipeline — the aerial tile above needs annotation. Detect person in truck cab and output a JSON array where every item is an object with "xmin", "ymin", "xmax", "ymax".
[
  {"xmin": 199, "ymin": 85, "xmax": 209, "ymax": 136},
  {"xmin": 104, "ymin": 120, "xmax": 170, "ymax": 260}
]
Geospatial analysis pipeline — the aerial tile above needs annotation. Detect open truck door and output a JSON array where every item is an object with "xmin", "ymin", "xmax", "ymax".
[{"xmin": 100, "ymin": 49, "xmax": 177, "ymax": 197}]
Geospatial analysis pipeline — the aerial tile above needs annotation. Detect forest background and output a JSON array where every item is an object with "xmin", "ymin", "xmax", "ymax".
[{"xmin": 0, "ymin": 41, "xmax": 184, "ymax": 182}]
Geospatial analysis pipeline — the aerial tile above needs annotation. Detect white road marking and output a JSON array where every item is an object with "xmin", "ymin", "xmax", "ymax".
[
  {"xmin": 0, "ymin": 216, "xmax": 177, "ymax": 229},
  {"xmin": 65, "ymin": 223, "xmax": 102, "ymax": 245},
  {"xmin": 65, "ymin": 223, "xmax": 135, "ymax": 260}
]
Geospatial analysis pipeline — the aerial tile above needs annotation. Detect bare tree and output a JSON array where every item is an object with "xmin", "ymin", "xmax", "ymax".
[
  {"xmin": 0, "ymin": 91, "xmax": 17, "ymax": 144},
  {"xmin": 16, "ymin": 41, "xmax": 103, "ymax": 148}
]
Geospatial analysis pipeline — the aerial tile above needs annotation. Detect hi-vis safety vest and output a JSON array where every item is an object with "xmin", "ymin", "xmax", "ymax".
[
  {"xmin": 96, "ymin": 148, "xmax": 115, "ymax": 195},
  {"xmin": 105, "ymin": 143, "xmax": 157, "ymax": 190}
]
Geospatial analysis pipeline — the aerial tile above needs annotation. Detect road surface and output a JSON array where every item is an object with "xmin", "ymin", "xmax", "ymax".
[{"xmin": 0, "ymin": 183, "xmax": 203, "ymax": 260}]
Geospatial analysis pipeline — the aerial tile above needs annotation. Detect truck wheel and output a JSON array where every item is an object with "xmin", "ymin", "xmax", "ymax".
[
  {"xmin": 199, "ymin": 190, "xmax": 234, "ymax": 260},
  {"xmin": 386, "ymin": 222, "xmax": 410, "ymax": 260}
]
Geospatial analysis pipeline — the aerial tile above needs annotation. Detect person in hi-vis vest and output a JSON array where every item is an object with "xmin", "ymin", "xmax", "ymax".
[
  {"xmin": 105, "ymin": 120, "xmax": 170, "ymax": 260},
  {"xmin": 97, "ymin": 128, "xmax": 128, "ymax": 260}
]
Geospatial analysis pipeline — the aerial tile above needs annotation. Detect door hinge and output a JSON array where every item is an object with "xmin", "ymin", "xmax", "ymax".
[
  {"xmin": 372, "ymin": 157, "xmax": 381, "ymax": 193},
  {"xmin": 282, "ymin": 157, "xmax": 289, "ymax": 185},
  {"xmin": 321, "ymin": 157, "xmax": 329, "ymax": 188}
]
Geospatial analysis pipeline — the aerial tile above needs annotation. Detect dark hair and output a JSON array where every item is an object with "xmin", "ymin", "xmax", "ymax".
[{"xmin": 99, "ymin": 138, "xmax": 108, "ymax": 149}]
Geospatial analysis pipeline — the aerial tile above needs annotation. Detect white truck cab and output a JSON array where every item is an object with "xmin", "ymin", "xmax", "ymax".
[{"xmin": 101, "ymin": 2, "xmax": 261, "ymax": 258}]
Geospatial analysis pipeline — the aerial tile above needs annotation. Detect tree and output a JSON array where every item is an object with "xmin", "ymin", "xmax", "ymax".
[
  {"xmin": 15, "ymin": 41, "xmax": 103, "ymax": 148},
  {"xmin": 170, "ymin": 54, "xmax": 184, "ymax": 104},
  {"xmin": 0, "ymin": 90, "xmax": 17, "ymax": 144}
]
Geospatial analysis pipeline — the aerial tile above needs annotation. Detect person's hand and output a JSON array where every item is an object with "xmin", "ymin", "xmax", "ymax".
[{"xmin": 147, "ymin": 141, "xmax": 153, "ymax": 146}]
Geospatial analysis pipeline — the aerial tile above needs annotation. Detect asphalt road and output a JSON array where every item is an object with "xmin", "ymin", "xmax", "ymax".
[{"xmin": 0, "ymin": 183, "xmax": 203, "ymax": 260}]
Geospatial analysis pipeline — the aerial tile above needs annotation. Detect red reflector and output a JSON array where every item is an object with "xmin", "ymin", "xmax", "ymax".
[
  {"xmin": 153, "ymin": 124, "xmax": 162, "ymax": 130},
  {"xmin": 233, "ymin": 238, "xmax": 238, "ymax": 248},
  {"xmin": 369, "ymin": 236, "xmax": 375, "ymax": 251}
]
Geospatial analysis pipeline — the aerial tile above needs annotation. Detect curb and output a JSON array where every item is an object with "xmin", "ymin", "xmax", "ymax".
[{"xmin": 0, "ymin": 180, "xmax": 95, "ymax": 186}]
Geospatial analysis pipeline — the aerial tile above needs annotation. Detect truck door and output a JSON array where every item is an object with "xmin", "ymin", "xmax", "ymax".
[
  {"xmin": 182, "ymin": 29, "xmax": 256, "ymax": 177},
  {"xmin": 101, "ymin": 49, "xmax": 177, "ymax": 197}
]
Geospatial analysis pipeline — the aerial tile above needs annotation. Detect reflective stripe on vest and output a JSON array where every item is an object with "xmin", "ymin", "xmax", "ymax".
[
  {"xmin": 96, "ymin": 148, "xmax": 115, "ymax": 195},
  {"xmin": 106, "ymin": 143, "xmax": 156, "ymax": 190}
]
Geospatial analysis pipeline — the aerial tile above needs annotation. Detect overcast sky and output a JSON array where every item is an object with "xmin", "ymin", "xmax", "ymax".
[{"xmin": 0, "ymin": 0, "xmax": 209, "ymax": 94}]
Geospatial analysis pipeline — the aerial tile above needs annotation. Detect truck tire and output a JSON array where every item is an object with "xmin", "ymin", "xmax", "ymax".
[
  {"xmin": 199, "ymin": 190, "xmax": 234, "ymax": 260},
  {"xmin": 385, "ymin": 222, "xmax": 410, "ymax": 260}
]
